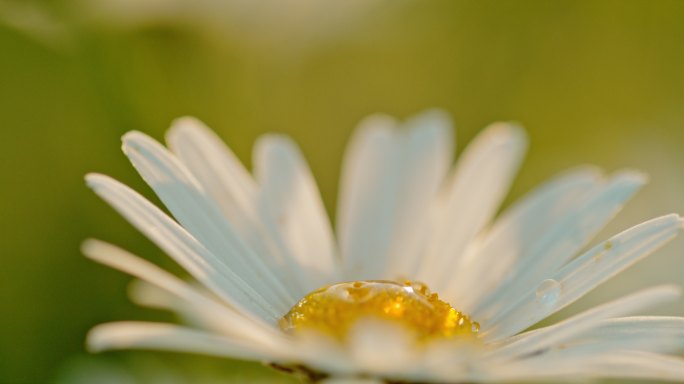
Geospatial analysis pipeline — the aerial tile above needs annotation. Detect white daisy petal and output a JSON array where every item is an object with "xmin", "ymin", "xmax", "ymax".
[
  {"xmin": 85, "ymin": 173, "xmax": 279, "ymax": 321},
  {"xmin": 253, "ymin": 133, "xmax": 340, "ymax": 289},
  {"xmin": 484, "ymin": 214, "xmax": 682, "ymax": 340},
  {"xmin": 417, "ymin": 340, "xmax": 490, "ymax": 382},
  {"xmin": 475, "ymin": 170, "xmax": 647, "ymax": 320},
  {"xmin": 418, "ymin": 122, "xmax": 527, "ymax": 289},
  {"xmin": 337, "ymin": 110, "xmax": 453, "ymax": 280},
  {"xmin": 347, "ymin": 319, "xmax": 416, "ymax": 376},
  {"xmin": 82, "ymin": 239, "xmax": 284, "ymax": 347},
  {"xmin": 577, "ymin": 316, "xmax": 684, "ymax": 349},
  {"xmin": 336, "ymin": 114, "xmax": 398, "ymax": 277},
  {"xmin": 122, "ymin": 131, "xmax": 297, "ymax": 308},
  {"xmin": 128, "ymin": 279, "xmax": 178, "ymax": 311},
  {"xmin": 165, "ymin": 117, "xmax": 258, "ymax": 226},
  {"xmin": 494, "ymin": 315, "xmax": 684, "ymax": 350},
  {"xmin": 167, "ymin": 119, "xmax": 316, "ymax": 297},
  {"xmin": 492, "ymin": 351, "xmax": 684, "ymax": 382},
  {"xmin": 569, "ymin": 351, "xmax": 684, "ymax": 382},
  {"xmin": 126, "ymin": 279, "xmax": 305, "ymax": 355},
  {"xmin": 87, "ymin": 322, "xmax": 285, "ymax": 362},
  {"xmin": 490, "ymin": 285, "xmax": 681, "ymax": 361},
  {"xmin": 528, "ymin": 334, "xmax": 680, "ymax": 364},
  {"xmin": 445, "ymin": 166, "xmax": 603, "ymax": 311},
  {"xmin": 127, "ymin": 279, "xmax": 292, "ymax": 349},
  {"xmin": 287, "ymin": 331, "xmax": 356, "ymax": 375},
  {"xmin": 523, "ymin": 317, "xmax": 684, "ymax": 359}
]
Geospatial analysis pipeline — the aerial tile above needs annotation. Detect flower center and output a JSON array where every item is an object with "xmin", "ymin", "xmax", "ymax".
[{"xmin": 279, "ymin": 280, "xmax": 479, "ymax": 341}]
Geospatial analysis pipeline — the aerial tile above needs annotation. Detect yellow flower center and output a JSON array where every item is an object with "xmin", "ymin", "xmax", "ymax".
[{"xmin": 279, "ymin": 280, "xmax": 479, "ymax": 341}]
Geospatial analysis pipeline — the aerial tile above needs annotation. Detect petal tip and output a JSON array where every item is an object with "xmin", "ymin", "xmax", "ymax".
[
  {"xmin": 171, "ymin": 116, "xmax": 203, "ymax": 128},
  {"xmin": 121, "ymin": 131, "xmax": 165, "ymax": 157},
  {"xmin": 81, "ymin": 238, "xmax": 104, "ymax": 259},
  {"xmin": 483, "ymin": 121, "xmax": 529, "ymax": 148},
  {"xmin": 167, "ymin": 116, "xmax": 208, "ymax": 140},
  {"xmin": 678, "ymin": 216, "xmax": 684, "ymax": 229},
  {"xmin": 85, "ymin": 326, "xmax": 107, "ymax": 353},
  {"xmin": 255, "ymin": 132, "xmax": 292, "ymax": 147},
  {"xmin": 356, "ymin": 113, "xmax": 399, "ymax": 133},
  {"xmin": 411, "ymin": 108, "xmax": 453, "ymax": 127},
  {"xmin": 84, "ymin": 172, "xmax": 103, "ymax": 185},
  {"xmin": 121, "ymin": 130, "xmax": 147, "ymax": 144},
  {"xmin": 84, "ymin": 173, "xmax": 117, "ymax": 191},
  {"xmin": 615, "ymin": 169, "xmax": 650, "ymax": 185}
]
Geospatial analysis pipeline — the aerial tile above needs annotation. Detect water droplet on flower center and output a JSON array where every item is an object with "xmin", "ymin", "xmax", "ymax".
[
  {"xmin": 535, "ymin": 279, "xmax": 561, "ymax": 307},
  {"xmin": 279, "ymin": 280, "xmax": 479, "ymax": 341}
]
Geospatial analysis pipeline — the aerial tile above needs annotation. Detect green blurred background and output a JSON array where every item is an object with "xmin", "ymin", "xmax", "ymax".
[{"xmin": 2, "ymin": 0, "xmax": 684, "ymax": 382}]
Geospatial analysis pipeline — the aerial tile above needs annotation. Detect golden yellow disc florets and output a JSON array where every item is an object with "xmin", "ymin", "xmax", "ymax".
[{"xmin": 279, "ymin": 280, "xmax": 479, "ymax": 341}]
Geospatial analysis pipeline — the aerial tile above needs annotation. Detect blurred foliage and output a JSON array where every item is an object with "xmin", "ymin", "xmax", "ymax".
[
  {"xmin": 55, "ymin": 352, "xmax": 296, "ymax": 384},
  {"xmin": 1, "ymin": 0, "xmax": 684, "ymax": 382}
]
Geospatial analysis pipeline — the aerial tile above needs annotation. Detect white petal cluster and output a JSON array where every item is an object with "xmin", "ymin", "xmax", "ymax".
[{"xmin": 85, "ymin": 111, "xmax": 684, "ymax": 383}]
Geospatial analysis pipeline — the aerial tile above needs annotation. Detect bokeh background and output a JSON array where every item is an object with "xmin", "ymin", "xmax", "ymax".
[{"xmin": 2, "ymin": 0, "xmax": 684, "ymax": 382}]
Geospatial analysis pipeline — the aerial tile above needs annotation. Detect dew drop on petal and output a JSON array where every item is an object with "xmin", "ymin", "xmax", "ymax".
[{"xmin": 535, "ymin": 279, "xmax": 561, "ymax": 307}]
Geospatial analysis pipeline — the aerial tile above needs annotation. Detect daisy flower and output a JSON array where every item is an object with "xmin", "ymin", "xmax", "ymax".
[{"xmin": 84, "ymin": 110, "xmax": 684, "ymax": 383}]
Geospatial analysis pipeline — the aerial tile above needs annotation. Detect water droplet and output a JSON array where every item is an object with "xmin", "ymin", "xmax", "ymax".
[
  {"xmin": 535, "ymin": 279, "xmax": 561, "ymax": 307},
  {"xmin": 411, "ymin": 281, "xmax": 430, "ymax": 296}
]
